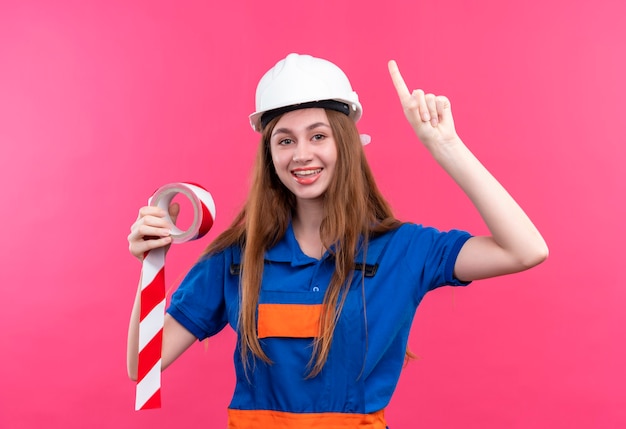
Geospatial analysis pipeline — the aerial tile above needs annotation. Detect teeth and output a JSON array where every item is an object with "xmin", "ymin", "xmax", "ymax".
[{"xmin": 293, "ymin": 169, "xmax": 321, "ymax": 177}]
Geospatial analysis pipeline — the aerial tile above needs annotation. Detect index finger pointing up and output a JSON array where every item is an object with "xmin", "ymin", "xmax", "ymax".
[{"xmin": 388, "ymin": 60, "xmax": 411, "ymax": 99}]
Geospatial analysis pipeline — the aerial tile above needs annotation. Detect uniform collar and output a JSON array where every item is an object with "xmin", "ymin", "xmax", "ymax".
[
  {"xmin": 262, "ymin": 223, "xmax": 393, "ymax": 267},
  {"xmin": 264, "ymin": 222, "xmax": 330, "ymax": 267}
]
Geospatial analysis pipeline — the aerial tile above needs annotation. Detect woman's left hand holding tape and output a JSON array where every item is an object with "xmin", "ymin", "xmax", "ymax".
[{"xmin": 129, "ymin": 182, "xmax": 216, "ymax": 411}]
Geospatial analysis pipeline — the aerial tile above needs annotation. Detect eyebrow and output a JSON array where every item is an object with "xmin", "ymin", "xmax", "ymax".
[{"xmin": 271, "ymin": 122, "xmax": 330, "ymax": 138}]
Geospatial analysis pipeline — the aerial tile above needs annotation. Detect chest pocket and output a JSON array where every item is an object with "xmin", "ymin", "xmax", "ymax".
[
  {"xmin": 228, "ymin": 230, "xmax": 397, "ymax": 339},
  {"xmin": 257, "ymin": 303, "xmax": 323, "ymax": 339}
]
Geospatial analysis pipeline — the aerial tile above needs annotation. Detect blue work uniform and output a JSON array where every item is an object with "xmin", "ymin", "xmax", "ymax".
[{"xmin": 167, "ymin": 222, "xmax": 472, "ymax": 428}]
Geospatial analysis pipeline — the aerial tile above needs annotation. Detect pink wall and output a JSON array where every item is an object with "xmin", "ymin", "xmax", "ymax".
[{"xmin": 1, "ymin": 0, "xmax": 624, "ymax": 427}]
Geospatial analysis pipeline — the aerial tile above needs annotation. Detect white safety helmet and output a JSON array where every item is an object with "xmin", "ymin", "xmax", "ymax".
[{"xmin": 249, "ymin": 53, "xmax": 363, "ymax": 132}]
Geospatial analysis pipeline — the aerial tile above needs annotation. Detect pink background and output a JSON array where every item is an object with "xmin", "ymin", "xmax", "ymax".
[{"xmin": 1, "ymin": 0, "xmax": 624, "ymax": 428}]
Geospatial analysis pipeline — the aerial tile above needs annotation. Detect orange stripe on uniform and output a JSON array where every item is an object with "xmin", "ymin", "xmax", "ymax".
[
  {"xmin": 228, "ymin": 408, "xmax": 387, "ymax": 429},
  {"xmin": 257, "ymin": 303, "xmax": 323, "ymax": 339}
]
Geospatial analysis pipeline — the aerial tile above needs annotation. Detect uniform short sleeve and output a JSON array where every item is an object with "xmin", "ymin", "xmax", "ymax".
[
  {"xmin": 167, "ymin": 251, "xmax": 229, "ymax": 340},
  {"xmin": 439, "ymin": 230, "xmax": 473, "ymax": 287},
  {"xmin": 401, "ymin": 224, "xmax": 473, "ymax": 291}
]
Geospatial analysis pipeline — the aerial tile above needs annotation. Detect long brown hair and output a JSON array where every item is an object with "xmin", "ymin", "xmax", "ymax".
[{"xmin": 204, "ymin": 109, "xmax": 401, "ymax": 377}]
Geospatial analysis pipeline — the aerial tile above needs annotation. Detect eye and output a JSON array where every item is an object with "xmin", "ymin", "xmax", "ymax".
[
  {"xmin": 311, "ymin": 134, "xmax": 325, "ymax": 142},
  {"xmin": 278, "ymin": 138, "xmax": 294, "ymax": 146}
]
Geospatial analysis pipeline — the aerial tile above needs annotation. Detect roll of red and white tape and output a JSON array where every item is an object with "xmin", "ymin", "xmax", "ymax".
[{"xmin": 135, "ymin": 182, "xmax": 215, "ymax": 411}]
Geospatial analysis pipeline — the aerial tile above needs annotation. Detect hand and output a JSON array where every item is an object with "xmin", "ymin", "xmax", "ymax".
[
  {"xmin": 388, "ymin": 60, "xmax": 459, "ymax": 149},
  {"xmin": 127, "ymin": 203, "xmax": 180, "ymax": 261}
]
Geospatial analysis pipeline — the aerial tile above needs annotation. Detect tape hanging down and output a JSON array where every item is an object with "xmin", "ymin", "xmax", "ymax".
[{"xmin": 135, "ymin": 183, "xmax": 216, "ymax": 411}]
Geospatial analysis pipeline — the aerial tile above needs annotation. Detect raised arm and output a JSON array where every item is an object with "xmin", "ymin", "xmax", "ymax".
[{"xmin": 388, "ymin": 60, "xmax": 548, "ymax": 281}]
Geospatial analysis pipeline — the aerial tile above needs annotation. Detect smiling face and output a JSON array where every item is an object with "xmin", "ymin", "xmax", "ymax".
[{"xmin": 269, "ymin": 108, "xmax": 338, "ymax": 206}]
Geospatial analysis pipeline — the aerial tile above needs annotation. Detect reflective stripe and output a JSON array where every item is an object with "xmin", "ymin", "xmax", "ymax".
[
  {"xmin": 228, "ymin": 408, "xmax": 386, "ymax": 429},
  {"xmin": 258, "ymin": 304, "xmax": 323, "ymax": 338}
]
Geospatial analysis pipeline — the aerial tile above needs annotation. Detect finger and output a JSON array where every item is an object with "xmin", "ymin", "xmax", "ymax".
[
  {"xmin": 412, "ymin": 89, "xmax": 430, "ymax": 122},
  {"xmin": 137, "ymin": 224, "xmax": 172, "ymax": 238},
  {"xmin": 129, "ymin": 236, "xmax": 172, "ymax": 259},
  {"xmin": 388, "ymin": 60, "xmax": 411, "ymax": 99},
  {"xmin": 425, "ymin": 93, "xmax": 438, "ymax": 127},
  {"xmin": 435, "ymin": 95, "xmax": 452, "ymax": 122},
  {"xmin": 136, "ymin": 214, "xmax": 172, "ymax": 231},
  {"xmin": 128, "ymin": 217, "xmax": 171, "ymax": 241},
  {"xmin": 169, "ymin": 202, "xmax": 180, "ymax": 225},
  {"xmin": 128, "ymin": 224, "xmax": 172, "ymax": 247},
  {"xmin": 137, "ymin": 205, "xmax": 167, "ymax": 220}
]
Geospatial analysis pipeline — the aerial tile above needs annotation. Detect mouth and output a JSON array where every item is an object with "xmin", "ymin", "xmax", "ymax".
[
  {"xmin": 291, "ymin": 168, "xmax": 322, "ymax": 178},
  {"xmin": 291, "ymin": 167, "xmax": 323, "ymax": 185}
]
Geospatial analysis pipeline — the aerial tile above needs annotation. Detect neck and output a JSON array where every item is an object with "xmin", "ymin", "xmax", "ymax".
[
  {"xmin": 292, "ymin": 198, "xmax": 325, "ymax": 259},
  {"xmin": 294, "ymin": 198, "xmax": 324, "ymax": 229}
]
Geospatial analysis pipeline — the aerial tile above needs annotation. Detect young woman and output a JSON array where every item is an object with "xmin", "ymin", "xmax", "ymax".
[{"xmin": 127, "ymin": 53, "xmax": 548, "ymax": 428}]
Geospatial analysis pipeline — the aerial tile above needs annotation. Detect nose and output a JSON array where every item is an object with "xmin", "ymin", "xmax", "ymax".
[{"xmin": 292, "ymin": 141, "xmax": 313, "ymax": 163}]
